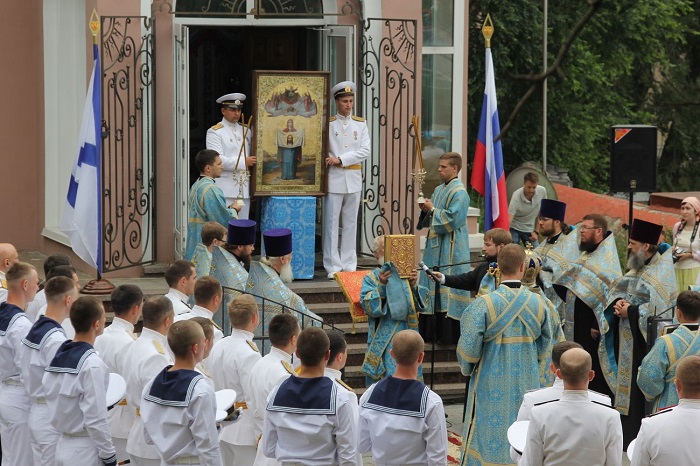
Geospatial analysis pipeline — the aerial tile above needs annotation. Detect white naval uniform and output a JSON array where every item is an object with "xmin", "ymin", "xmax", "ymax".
[
  {"xmin": 20, "ymin": 315, "xmax": 68, "ymax": 465},
  {"xmin": 175, "ymin": 305, "xmax": 224, "ymax": 378},
  {"xmin": 262, "ymin": 376, "xmax": 358, "ymax": 465},
  {"xmin": 165, "ymin": 288, "xmax": 192, "ymax": 316},
  {"xmin": 94, "ymin": 316, "xmax": 137, "ymax": 462},
  {"xmin": 323, "ymin": 113, "xmax": 370, "ymax": 275},
  {"xmin": 519, "ymin": 390, "xmax": 623, "ymax": 466},
  {"xmin": 0, "ymin": 303, "xmax": 34, "ymax": 466},
  {"xmin": 324, "ymin": 367, "xmax": 361, "ymax": 466},
  {"xmin": 125, "ymin": 328, "xmax": 174, "ymax": 465},
  {"xmin": 511, "ymin": 378, "xmax": 612, "ymax": 462},
  {"xmin": 206, "ymin": 118, "xmax": 253, "ymax": 219},
  {"xmin": 208, "ymin": 328, "xmax": 261, "ymax": 466},
  {"xmin": 631, "ymin": 399, "xmax": 700, "ymax": 466},
  {"xmin": 358, "ymin": 377, "xmax": 447, "ymax": 466},
  {"xmin": 248, "ymin": 347, "xmax": 294, "ymax": 466},
  {"xmin": 25, "ymin": 288, "xmax": 46, "ymax": 322},
  {"xmin": 42, "ymin": 341, "xmax": 117, "ymax": 466},
  {"xmin": 0, "ymin": 270, "xmax": 7, "ymax": 304},
  {"xmin": 37, "ymin": 303, "xmax": 76, "ymax": 338},
  {"xmin": 141, "ymin": 368, "xmax": 222, "ymax": 466}
]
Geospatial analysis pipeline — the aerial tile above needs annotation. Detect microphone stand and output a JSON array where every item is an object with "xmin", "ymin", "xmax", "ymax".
[{"xmin": 430, "ymin": 265, "xmax": 440, "ymax": 391}]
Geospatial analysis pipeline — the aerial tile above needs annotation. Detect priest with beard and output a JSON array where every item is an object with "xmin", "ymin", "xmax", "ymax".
[
  {"xmin": 553, "ymin": 213, "xmax": 622, "ymax": 399},
  {"xmin": 605, "ymin": 218, "xmax": 678, "ymax": 448},
  {"xmin": 211, "ymin": 219, "xmax": 256, "ymax": 317},
  {"xmin": 246, "ymin": 228, "xmax": 321, "ymax": 353}
]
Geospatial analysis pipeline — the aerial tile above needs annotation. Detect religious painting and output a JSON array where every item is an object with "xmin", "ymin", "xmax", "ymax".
[{"xmin": 252, "ymin": 70, "xmax": 330, "ymax": 196}]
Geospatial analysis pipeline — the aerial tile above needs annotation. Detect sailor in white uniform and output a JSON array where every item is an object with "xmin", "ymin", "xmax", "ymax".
[
  {"xmin": 631, "ymin": 355, "xmax": 700, "ymax": 466},
  {"xmin": 358, "ymin": 330, "xmax": 447, "ymax": 466},
  {"xmin": 141, "ymin": 320, "xmax": 222, "ymax": 466},
  {"xmin": 519, "ymin": 348, "xmax": 622, "ymax": 466},
  {"xmin": 42, "ymin": 296, "xmax": 117, "ymax": 466},
  {"xmin": 175, "ymin": 276, "xmax": 224, "ymax": 345},
  {"xmin": 164, "ymin": 260, "xmax": 197, "ymax": 315},
  {"xmin": 94, "ymin": 284, "xmax": 142, "ymax": 463},
  {"xmin": 263, "ymin": 327, "xmax": 358, "ymax": 465},
  {"xmin": 249, "ymin": 314, "xmax": 299, "ymax": 466},
  {"xmin": 21, "ymin": 276, "xmax": 76, "ymax": 465},
  {"xmin": 124, "ymin": 297, "xmax": 175, "ymax": 465},
  {"xmin": 206, "ymin": 92, "xmax": 255, "ymax": 219},
  {"xmin": 0, "ymin": 262, "xmax": 39, "ymax": 465},
  {"xmin": 323, "ymin": 81, "xmax": 371, "ymax": 277},
  {"xmin": 207, "ymin": 294, "xmax": 262, "ymax": 466}
]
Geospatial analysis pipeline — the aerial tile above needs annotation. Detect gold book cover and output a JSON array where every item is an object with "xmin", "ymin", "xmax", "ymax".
[{"xmin": 384, "ymin": 235, "xmax": 416, "ymax": 278}]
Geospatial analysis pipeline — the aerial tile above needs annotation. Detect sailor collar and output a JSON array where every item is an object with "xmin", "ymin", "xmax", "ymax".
[
  {"xmin": 22, "ymin": 315, "xmax": 64, "ymax": 350},
  {"xmin": 267, "ymin": 376, "xmax": 336, "ymax": 415},
  {"xmin": 363, "ymin": 377, "xmax": 430, "ymax": 418},
  {"xmin": 144, "ymin": 366, "xmax": 203, "ymax": 407},
  {"xmin": 46, "ymin": 340, "xmax": 95, "ymax": 374},
  {"xmin": 0, "ymin": 302, "xmax": 26, "ymax": 335}
]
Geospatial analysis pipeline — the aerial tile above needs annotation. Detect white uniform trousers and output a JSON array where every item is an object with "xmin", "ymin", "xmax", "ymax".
[
  {"xmin": 220, "ymin": 440, "xmax": 255, "ymax": 466},
  {"xmin": 0, "ymin": 383, "xmax": 33, "ymax": 466},
  {"xmin": 225, "ymin": 197, "xmax": 250, "ymax": 220},
  {"xmin": 30, "ymin": 401, "xmax": 60, "ymax": 465},
  {"xmin": 113, "ymin": 437, "xmax": 128, "ymax": 464},
  {"xmin": 55, "ymin": 435, "xmax": 101, "ymax": 466},
  {"xmin": 323, "ymin": 192, "xmax": 361, "ymax": 274}
]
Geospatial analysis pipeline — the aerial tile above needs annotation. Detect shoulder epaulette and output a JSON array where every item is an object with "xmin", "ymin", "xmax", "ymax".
[
  {"xmin": 351, "ymin": 115, "xmax": 365, "ymax": 122},
  {"xmin": 246, "ymin": 340, "xmax": 259, "ymax": 353},
  {"xmin": 592, "ymin": 400, "xmax": 617, "ymax": 409},
  {"xmin": 649, "ymin": 406, "xmax": 675, "ymax": 417},
  {"xmin": 281, "ymin": 360, "xmax": 295, "ymax": 375},
  {"xmin": 211, "ymin": 123, "xmax": 224, "ymax": 130},
  {"xmin": 335, "ymin": 378, "xmax": 355, "ymax": 393},
  {"xmin": 0, "ymin": 279, "xmax": 6, "ymax": 289},
  {"xmin": 152, "ymin": 340, "xmax": 165, "ymax": 355},
  {"xmin": 533, "ymin": 399, "xmax": 559, "ymax": 407},
  {"xmin": 329, "ymin": 116, "xmax": 337, "ymax": 122},
  {"xmin": 211, "ymin": 320, "xmax": 222, "ymax": 331}
]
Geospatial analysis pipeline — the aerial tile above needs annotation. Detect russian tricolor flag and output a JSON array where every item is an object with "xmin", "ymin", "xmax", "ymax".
[{"xmin": 471, "ymin": 48, "xmax": 509, "ymax": 231}]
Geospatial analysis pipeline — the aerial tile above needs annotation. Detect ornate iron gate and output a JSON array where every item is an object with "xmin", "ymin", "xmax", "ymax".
[
  {"xmin": 100, "ymin": 16, "xmax": 157, "ymax": 272},
  {"xmin": 359, "ymin": 18, "xmax": 418, "ymax": 253}
]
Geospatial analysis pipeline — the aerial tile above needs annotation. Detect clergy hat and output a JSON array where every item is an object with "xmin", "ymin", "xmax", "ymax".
[
  {"xmin": 216, "ymin": 93, "xmax": 246, "ymax": 109},
  {"xmin": 629, "ymin": 218, "xmax": 662, "ymax": 245},
  {"xmin": 539, "ymin": 199, "xmax": 567, "ymax": 222},
  {"xmin": 263, "ymin": 228, "xmax": 293, "ymax": 257},
  {"xmin": 227, "ymin": 219, "xmax": 256, "ymax": 246},
  {"xmin": 332, "ymin": 81, "xmax": 355, "ymax": 99}
]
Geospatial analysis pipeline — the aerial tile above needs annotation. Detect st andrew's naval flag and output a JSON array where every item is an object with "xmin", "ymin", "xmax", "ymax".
[
  {"xmin": 471, "ymin": 47, "xmax": 509, "ymax": 231},
  {"xmin": 60, "ymin": 44, "xmax": 102, "ymax": 272}
]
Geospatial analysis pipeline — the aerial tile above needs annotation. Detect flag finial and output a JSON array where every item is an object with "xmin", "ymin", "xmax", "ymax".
[
  {"xmin": 482, "ymin": 13, "xmax": 494, "ymax": 48},
  {"xmin": 89, "ymin": 9, "xmax": 100, "ymax": 44}
]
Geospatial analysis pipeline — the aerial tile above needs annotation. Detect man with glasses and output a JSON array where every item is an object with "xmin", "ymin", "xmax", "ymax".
[{"xmin": 554, "ymin": 213, "xmax": 622, "ymax": 399}]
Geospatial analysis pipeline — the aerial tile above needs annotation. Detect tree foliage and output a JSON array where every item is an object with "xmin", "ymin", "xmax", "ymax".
[{"xmin": 467, "ymin": 0, "xmax": 697, "ymax": 193}]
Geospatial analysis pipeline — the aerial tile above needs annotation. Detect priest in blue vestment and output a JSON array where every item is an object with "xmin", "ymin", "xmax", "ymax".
[{"xmin": 458, "ymin": 244, "xmax": 556, "ymax": 466}]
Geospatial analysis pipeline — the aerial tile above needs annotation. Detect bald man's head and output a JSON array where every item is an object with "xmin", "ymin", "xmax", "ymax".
[
  {"xmin": 559, "ymin": 348, "xmax": 593, "ymax": 386},
  {"xmin": 390, "ymin": 330, "xmax": 424, "ymax": 366},
  {"xmin": 676, "ymin": 355, "xmax": 700, "ymax": 398},
  {"xmin": 0, "ymin": 244, "xmax": 19, "ymax": 273}
]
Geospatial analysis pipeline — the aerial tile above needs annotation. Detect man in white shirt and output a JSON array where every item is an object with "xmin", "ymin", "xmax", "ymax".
[
  {"xmin": 508, "ymin": 172, "xmax": 547, "ymax": 247},
  {"xmin": 208, "ymin": 294, "xmax": 261, "ymax": 466},
  {"xmin": 21, "ymin": 276, "xmax": 76, "ymax": 465},
  {"xmin": 43, "ymin": 296, "xmax": 117, "ymax": 466},
  {"xmin": 94, "ymin": 284, "xmax": 143, "ymax": 463},
  {"xmin": 0, "ymin": 243, "xmax": 20, "ymax": 304},
  {"xmin": 632, "ymin": 355, "xmax": 700, "ymax": 466},
  {"xmin": 0, "ymin": 262, "xmax": 39, "ymax": 465},
  {"xmin": 519, "ymin": 347, "xmax": 623, "ymax": 466},
  {"xmin": 164, "ymin": 260, "xmax": 196, "ymax": 315},
  {"xmin": 176, "ymin": 276, "xmax": 224, "ymax": 345},
  {"xmin": 323, "ymin": 81, "xmax": 371, "ymax": 277},
  {"xmin": 359, "ymin": 330, "xmax": 447, "ymax": 466},
  {"xmin": 141, "ymin": 320, "xmax": 222, "ymax": 466},
  {"xmin": 25, "ymin": 253, "xmax": 71, "ymax": 322},
  {"xmin": 124, "ymin": 297, "xmax": 175, "ymax": 465},
  {"xmin": 249, "ymin": 313, "xmax": 299, "ymax": 466},
  {"xmin": 263, "ymin": 327, "xmax": 358, "ymax": 465}
]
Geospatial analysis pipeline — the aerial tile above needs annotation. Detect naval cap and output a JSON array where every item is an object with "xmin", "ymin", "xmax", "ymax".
[
  {"xmin": 217, "ymin": 93, "xmax": 246, "ymax": 109},
  {"xmin": 332, "ymin": 81, "xmax": 355, "ymax": 99}
]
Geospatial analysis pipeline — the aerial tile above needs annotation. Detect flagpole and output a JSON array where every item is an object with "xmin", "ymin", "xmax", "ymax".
[{"xmin": 81, "ymin": 9, "xmax": 115, "ymax": 295}]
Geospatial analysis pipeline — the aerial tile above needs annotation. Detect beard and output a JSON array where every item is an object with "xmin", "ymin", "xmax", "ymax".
[
  {"xmin": 540, "ymin": 225, "xmax": 556, "ymax": 238},
  {"xmin": 627, "ymin": 250, "xmax": 647, "ymax": 271},
  {"xmin": 579, "ymin": 236, "xmax": 599, "ymax": 253},
  {"xmin": 279, "ymin": 261, "xmax": 294, "ymax": 283}
]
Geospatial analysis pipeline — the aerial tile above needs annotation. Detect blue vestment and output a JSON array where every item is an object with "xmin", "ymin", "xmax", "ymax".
[
  {"xmin": 418, "ymin": 178, "xmax": 470, "ymax": 318},
  {"xmin": 360, "ymin": 264, "xmax": 428, "ymax": 385},
  {"xmin": 185, "ymin": 176, "xmax": 237, "ymax": 260},
  {"xmin": 457, "ymin": 284, "xmax": 555, "ymax": 466},
  {"xmin": 191, "ymin": 243, "xmax": 212, "ymax": 278},
  {"xmin": 638, "ymin": 324, "xmax": 700, "ymax": 413},
  {"xmin": 535, "ymin": 227, "xmax": 580, "ymax": 326},
  {"xmin": 210, "ymin": 246, "xmax": 249, "ymax": 316}
]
